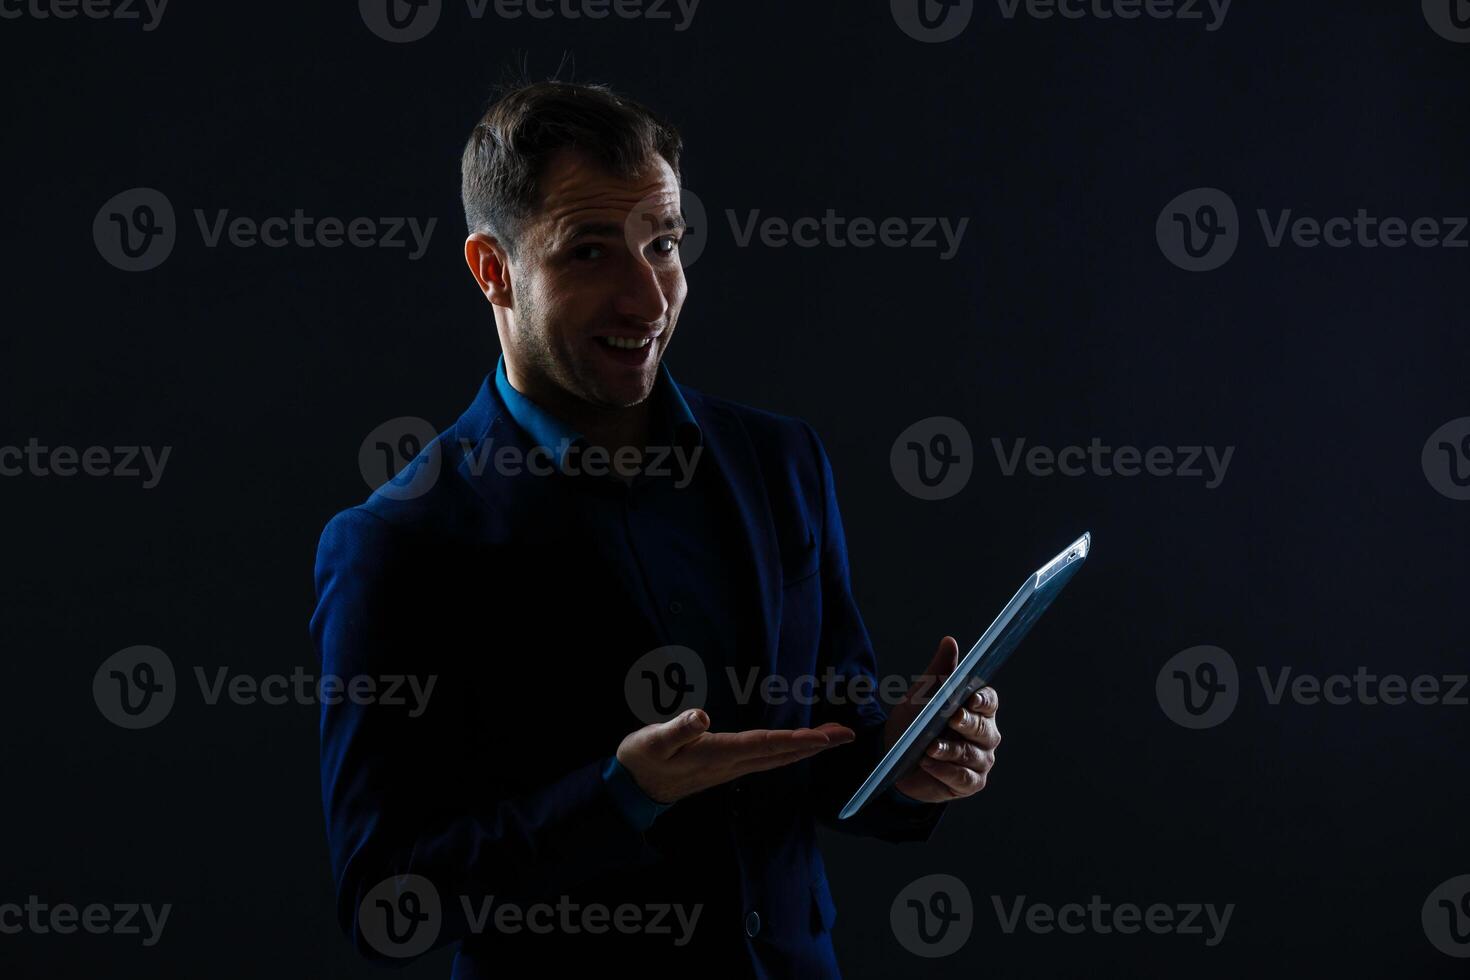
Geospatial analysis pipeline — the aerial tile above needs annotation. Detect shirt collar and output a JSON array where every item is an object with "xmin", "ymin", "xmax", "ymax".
[{"xmin": 493, "ymin": 352, "xmax": 702, "ymax": 465}]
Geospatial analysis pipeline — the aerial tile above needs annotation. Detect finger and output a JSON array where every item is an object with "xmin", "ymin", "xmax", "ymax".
[
  {"xmin": 809, "ymin": 723, "xmax": 856, "ymax": 743},
  {"xmin": 925, "ymin": 737, "xmax": 994, "ymax": 772},
  {"xmin": 648, "ymin": 709, "xmax": 710, "ymax": 758},
  {"xmin": 966, "ymin": 687, "xmax": 999, "ymax": 717},
  {"xmin": 732, "ymin": 743, "xmax": 834, "ymax": 777},
  {"xmin": 917, "ymin": 757, "xmax": 988, "ymax": 797},
  {"xmin": 946, "ymin": 709, "xmax": 1000, "ymax": 750},
  {"xmin": 708, "ymin": 727, "xmax": 834, "ymax": 761}
]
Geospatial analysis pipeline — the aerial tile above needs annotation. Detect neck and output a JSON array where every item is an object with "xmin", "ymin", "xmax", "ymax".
[
  {"xmin": 507, "ymin": 361, "xmax": 656, "ymax": 453},
  {"xmin": 576, "ymin": 400, "xmax": 653, "ymax": 453}
]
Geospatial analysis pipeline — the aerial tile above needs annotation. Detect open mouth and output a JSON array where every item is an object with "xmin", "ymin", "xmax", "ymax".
[
  {"xmin": 594, "ymin": 332, "xmax": 660, "ymax": 365},
  {"xmin": 597, "ymin": 335, "xmax": 655, "ymax": 351}
]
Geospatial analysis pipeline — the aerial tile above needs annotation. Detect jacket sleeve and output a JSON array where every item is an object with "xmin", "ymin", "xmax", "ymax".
[
  {"xmin": 796, "ymin": 423, "xmax": 950, "ymax": 843},
  {"xmin": 310, "ymin": 506, "xmax": 664, "ymax": 963}
]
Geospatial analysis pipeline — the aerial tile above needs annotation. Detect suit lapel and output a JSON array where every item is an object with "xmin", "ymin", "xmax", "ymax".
[
  {"xmin": 452, "ymin": 373, "xmax": 783, "ymax": 698},
  {"xmin": 689, "ymin": 393, "xmax": 782, "ymax": 690}
]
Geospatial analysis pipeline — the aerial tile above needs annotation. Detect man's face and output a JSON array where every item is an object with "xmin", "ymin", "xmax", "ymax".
[{"xmin": 503, "ymin": 149, "xmax": 687, "ymax": 410}]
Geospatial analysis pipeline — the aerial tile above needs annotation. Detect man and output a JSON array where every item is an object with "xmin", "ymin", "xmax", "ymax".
[{"xmin": 311, "ymin": 80, "xmax": 1001, "ymax": 978}]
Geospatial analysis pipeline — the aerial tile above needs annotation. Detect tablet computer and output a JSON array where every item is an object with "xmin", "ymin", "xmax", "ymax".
[{"xmin": 838, "ymin": 532, "xmax": 1091, "ymax": 820}]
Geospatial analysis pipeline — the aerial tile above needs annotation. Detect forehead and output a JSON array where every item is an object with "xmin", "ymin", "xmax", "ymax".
[{"xmin": 534, "ymin": 149, "xmax": 681, "ymax": 232}]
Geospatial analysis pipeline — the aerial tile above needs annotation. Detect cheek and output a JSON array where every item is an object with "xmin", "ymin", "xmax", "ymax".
[
  {"xmin": 663, "ymin": 267, "xmax": 688, "ymax": 309},
  {"xmin": 532, "ymin": 277, "xmax": 597, "ymax": 335}
]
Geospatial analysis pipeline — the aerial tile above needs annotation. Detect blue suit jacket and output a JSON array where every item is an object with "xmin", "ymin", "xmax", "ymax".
[{"xmin": 311, "ymin": 372, "xmax": 948, "ymax": 978}]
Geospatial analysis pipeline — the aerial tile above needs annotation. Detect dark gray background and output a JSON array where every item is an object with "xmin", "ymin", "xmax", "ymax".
[{"xmin": 1, "ymin": 0, "xmax": 1466, "ymax": 976}]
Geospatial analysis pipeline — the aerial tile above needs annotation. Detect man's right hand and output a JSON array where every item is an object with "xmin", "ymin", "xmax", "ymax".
[{"xmin": 616, "ymin": 710, "xmax": 855, "ymax": 805}]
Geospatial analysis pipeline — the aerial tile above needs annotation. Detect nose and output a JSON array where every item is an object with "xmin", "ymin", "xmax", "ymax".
[{"xmin": 613, "ymin": 249, "xmax": 670, "ymax": 325}]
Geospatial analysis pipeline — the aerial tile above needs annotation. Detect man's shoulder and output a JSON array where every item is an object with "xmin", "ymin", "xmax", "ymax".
[
  {"xmin": 316, "ymin": 379, "xmax": 831, "ymax": 553},
  {"xmin": 318, "ymin": 420, "xmax": 486, "ymax": 555}
]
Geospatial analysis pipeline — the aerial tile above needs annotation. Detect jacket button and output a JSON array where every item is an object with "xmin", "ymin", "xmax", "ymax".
[{"xmin": 744, "ymin": 910, "xmax": 761, "ymax": 937}]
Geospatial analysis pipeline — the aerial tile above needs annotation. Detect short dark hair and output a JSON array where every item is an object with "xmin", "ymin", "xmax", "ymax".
[{"xmin": 460, "ymin": 80, "xmax": 683, "ymax": 254}]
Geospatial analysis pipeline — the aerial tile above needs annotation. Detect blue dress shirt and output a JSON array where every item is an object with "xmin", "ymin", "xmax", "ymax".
[
  {"xmin": 493, "ymin": 354, "xmax": 929, "ymax": 828},
  {"xmin": 494, "ymin": 353, "xmax": 757, "ymax": 829}
]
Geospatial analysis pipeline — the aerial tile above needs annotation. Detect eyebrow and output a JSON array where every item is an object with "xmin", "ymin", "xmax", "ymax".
[
  {"xmin": 562, "ymin": 220, "xmax": 628, "ymax": 241},
  {"xmin": 560, "ymin": 211, "xmax": 688, "ymax": 244}
]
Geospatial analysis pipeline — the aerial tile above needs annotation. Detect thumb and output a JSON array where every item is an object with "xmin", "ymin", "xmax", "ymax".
[
  {"xmin": 912, "ymin": 636, "xmax": 959, "ymax": 703},
  {"xmin": 648, "ymin": 708, "xmax": 709, "ymax": 758}
]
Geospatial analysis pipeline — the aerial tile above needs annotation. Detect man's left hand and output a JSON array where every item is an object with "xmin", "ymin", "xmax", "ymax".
[{"xmin": 885, "ymin": 636, "xmax": 1001, "ymax": 804}]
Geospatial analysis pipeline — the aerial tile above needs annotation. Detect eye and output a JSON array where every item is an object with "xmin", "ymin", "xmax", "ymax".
[
  {"xmin": 651, "ymin": 235, "xmax": 680, "ymax": 257},
  {"xmin": 572, "ymin": 243, "xmax": 607, "ymax": 261}
]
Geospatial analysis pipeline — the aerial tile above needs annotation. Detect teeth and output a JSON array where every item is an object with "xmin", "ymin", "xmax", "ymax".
[{"xmin": 601, "ymin": 336, "xmax": 652, "ymax": 350}]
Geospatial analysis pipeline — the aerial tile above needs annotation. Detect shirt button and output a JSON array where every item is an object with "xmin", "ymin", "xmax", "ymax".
[
  {"xmin": 744, "ymin": 910, "xmax": 761, "ymax": 938},
  {"xmin": 669, "ymin": 600, "xmax": 683, "ymax": 615}
]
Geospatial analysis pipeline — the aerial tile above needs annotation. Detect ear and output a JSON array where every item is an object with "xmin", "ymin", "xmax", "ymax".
[{"xmin": 464, "ymin": 233, "xmax": 514, "ymax": 307}]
